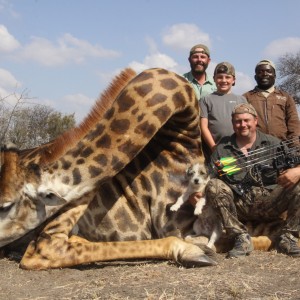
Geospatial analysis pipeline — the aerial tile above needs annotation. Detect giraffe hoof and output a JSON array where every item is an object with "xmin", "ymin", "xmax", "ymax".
[
  {"xmin": 179, "ymin": 253, "xmax": 218, "ymax": 268},
  {"xmin": 176, "ymin": 242, "xmax": 218, "ymax": 267}
]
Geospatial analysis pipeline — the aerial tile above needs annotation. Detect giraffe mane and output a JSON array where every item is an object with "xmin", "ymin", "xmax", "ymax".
[{"xmin": 39, "ymin": 68, "xmax": 137, "ymax": 165}]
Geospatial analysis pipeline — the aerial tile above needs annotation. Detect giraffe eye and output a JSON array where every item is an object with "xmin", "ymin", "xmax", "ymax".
[{"xmin": 0, "ymin": 202, "xmax": 15, "ymax": 214}]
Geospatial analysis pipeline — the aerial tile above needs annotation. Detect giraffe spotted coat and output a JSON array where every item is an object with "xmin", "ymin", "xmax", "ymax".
[{"xmin": 0, "ymin": 68, "xmax": 287, "ymax": 270}]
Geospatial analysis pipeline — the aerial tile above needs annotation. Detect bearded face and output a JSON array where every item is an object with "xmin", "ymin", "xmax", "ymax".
[{"xmin": 189, "ymin": 52, "xmax": 210, "ymax": 75}]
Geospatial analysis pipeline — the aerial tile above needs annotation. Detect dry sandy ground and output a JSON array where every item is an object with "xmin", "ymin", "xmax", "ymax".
[{"xmin": 1, "ymin": 250, "xmax": 300, "ymax": 300}]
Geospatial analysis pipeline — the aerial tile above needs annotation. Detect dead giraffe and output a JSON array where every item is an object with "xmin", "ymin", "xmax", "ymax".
[{"xmin": 0, "ymin": 67, "xmax": 219, "ymax": 270}]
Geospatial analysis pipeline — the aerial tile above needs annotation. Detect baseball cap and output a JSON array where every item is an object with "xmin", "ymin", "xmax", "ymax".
[
  {"xmin": 189, "ymin": 44, "xmax": 210, "ymax": 57},
  {"xmin": 255, "ymin": 59, "xmax": 276, "ymax": 71},
  {"xmin": 231, "ymin": 103, "xmax": 258, "ymax": 117},
  {"xmin": 214, "ymin": 62, "xmax": 235, "ymax": 77}
]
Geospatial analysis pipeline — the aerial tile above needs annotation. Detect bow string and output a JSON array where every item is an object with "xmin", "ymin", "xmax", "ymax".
[{"xmin": 214, "ymin": 137, "xmax": 300, "ymax": 177}]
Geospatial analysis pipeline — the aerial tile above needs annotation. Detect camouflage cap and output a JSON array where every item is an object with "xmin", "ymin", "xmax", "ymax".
[
  {"xmin": 232, "ymin": 103, "xmax": 257, "ymax": 117},
  {"xmin": 189, "ymin": 44, "xmax": 210, "ymax": 57},
  {"xmin": 214, "ymin": 62, "xmax": 235, "ymax": 77},
  {"xmin": 255, "ymin": 59, "xmax": 276, "ymax": 71}
]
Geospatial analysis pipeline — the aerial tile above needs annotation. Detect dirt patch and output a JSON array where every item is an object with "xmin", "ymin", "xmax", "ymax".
[{"xmin": 1, "ymin": 250, "xmax": 300, "ymax": 300}]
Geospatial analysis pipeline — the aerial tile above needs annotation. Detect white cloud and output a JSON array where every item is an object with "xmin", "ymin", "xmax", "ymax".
[
  {"xmin": 162, "ymin": 23, "xmax": 211, "ymax": 51},
  {"xmin": 129, "ymin": 53, "xmax": 178, "ymax": 74},
  {"xmin": 145, "ymin": 53, "xmax": 178, "ymax": 69},
  {"xmin": 263, "ymin": 37, "xmax": 300, "ymax": 59},
  {"xmin": 17, "ymin": 33, "xmax": 121, "ymax": 67},
  {"xmin": 0, "ymin": 68, "xmax": 21, "ymax": 89},
  {"xmin": 128, "ymin": 37, "xmax": 178, "ymax": 73},
  {"xmin": 0, "ymin": 87, "xmax": 25, "ymax": 107},
  {"xmin": 0, "ymin": 86, "xmax": 10, "ymax": 99},
  {"xmin": 128, "ymin": 61, "xmax": 149, "ymax": 74},
  {"xmin": 0, "ymin": 68, "xmax": 22, "ymax": 103},
  {"xmin": 0, "ymin": 24, "xmax": 20, "ymax": 52},
  {"xmin": 232, "ymin": 72, "xmax": 255, "ymax": 95}
]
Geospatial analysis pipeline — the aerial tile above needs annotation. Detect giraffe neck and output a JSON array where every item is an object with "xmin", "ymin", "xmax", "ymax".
[{"xmin": 35, "ymin": 68, "xmax": 200, "ymax": 204}]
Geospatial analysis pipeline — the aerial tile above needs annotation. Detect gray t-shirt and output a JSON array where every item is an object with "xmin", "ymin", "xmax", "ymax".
[{"xmin": 200, "ymin": 92, "xmax": 247, "ymax": 144}]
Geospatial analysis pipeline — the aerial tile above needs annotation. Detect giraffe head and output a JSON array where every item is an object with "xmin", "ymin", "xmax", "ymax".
[
  {"xmin": 0, "ymin": 68, "xmax": 138, "ymax": 247},
  {"xmin": 0, "ymin": 144, "xmax": 68, "ymax": 246}
]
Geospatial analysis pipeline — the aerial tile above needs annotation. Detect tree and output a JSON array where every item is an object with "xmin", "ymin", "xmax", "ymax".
[
  {"xmin": 45, "ymin": 111, "xmax": 76, "ymax": 140},
  {"xmin": 0, "ymin": 90, "xmax": 75, "ymax": 149},
  {"xmin": 276, "ymin": 51, "xmax": 300, "ymax": 105}
]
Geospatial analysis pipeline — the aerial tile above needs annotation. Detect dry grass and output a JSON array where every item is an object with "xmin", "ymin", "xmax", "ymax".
[{"xmin": 1, "ymin": 251, "xmax": 300, "ymax": 300}]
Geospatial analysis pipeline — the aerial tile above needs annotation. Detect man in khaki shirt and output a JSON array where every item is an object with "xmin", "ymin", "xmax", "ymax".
[{"xmin": 243, "ymin": 59, "xmax": 300, "ymax": 145}]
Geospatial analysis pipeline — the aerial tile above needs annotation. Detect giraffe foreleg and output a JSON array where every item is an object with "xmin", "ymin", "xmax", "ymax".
[{"xmin": 20, "ymin": 236, "xmax": 217, "ymax": 270}]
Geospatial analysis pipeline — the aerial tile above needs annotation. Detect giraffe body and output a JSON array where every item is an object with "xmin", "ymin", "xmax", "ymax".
[{"xmin": 0, "ymin": 68, "xmax": 219, "ymax": 269}]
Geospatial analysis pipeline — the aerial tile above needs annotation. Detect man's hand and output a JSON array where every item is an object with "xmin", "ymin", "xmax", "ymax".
[
  {"xmin": 188, "ymin": 192, "xmax": 203, "ymax": 207},
  {"xmin": 277, "ymin": 167, "xmax": 300, "ymax": 190}
]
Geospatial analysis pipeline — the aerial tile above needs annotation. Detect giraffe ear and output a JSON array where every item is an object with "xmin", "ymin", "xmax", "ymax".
[{"xmin": 38, "ymin": 191, "xmax": 67, "ymax": 206}]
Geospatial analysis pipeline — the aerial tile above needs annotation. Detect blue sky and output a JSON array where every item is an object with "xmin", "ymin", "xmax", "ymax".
[{"xmin": 1, "ymin": 0, "xmax": 300, "ymax": 122}]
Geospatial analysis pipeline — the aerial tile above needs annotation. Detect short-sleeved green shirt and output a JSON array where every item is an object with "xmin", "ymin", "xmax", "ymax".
[{"xmin": 182, "ymin": 71, "xmax": 216, "ymax": 100}]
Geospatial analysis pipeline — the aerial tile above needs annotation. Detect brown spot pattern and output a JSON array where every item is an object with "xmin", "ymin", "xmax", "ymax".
[
  {"xmin": 153, "ymin": 105, "xmax": 172, "ymax": 123},
  {"xmin": 95, "ymin": 134, "xmax": 111, "ymax": 148},
  {"xmin": 62, "ymin": 176, "xmax": 70, "ymax": 184},
  {"xmin": 147, "ymin": 93, "xmax": 167, "ymax": 107},
  {"xmin": 157, "ymin": 69, "xmax": 169, "ymax": 75},
  {"xmin": 81, "ymin": 147, "xmax": 93, "ymax": 158},
  {"xmin": 111, "ymin": 156, "xmax": 125, "ymax": 172},
  {"xmin": 60, "ymin": 158, "xmax": 72, "ymax": 170},
  {"xmin": 172, "ymin": 91, "xmax": 186, "ymax": 108},
  {"xmin": 117, "ymin": 92, "xmax": 135, "ymax": 113},
  {"xmin": 134, "ymin": 83, "xmax": 152, "ymax": 97},
  {"xmin": 160, "ymin": 78, "xmax": 178, "ymax": 90},
  {"xmin": 72, "ymin": 168, "xmax": 81, "ymax": 185},
  {"xmin": 110, "ymin": 119, "xmax": 130, "ymax": 134},
  {"xmin": 133, "ymin": 71, "xmax": 153, "ymax": 83},
  {"xmin": 134, "ymin": 121, "xmax": 156, "ymax": 139},
  {"xmin": 76, "ymin": 158, "xmax": 85, "ymax": 165},
  {"xmin": 118, "ymin": 140, "xmax": 141, "ymax": 160},
  {"xmin": 131, "ymin": 107, "xmax": 138, "ymax": 115},
  {"xmin": 185, "ymin": 84, "xmax": 194, "ymax": 100},
  {"xmin": 88, "ymin": 166, "xmax": 102, "ymax": 178},
  {"xmin": 104, "ymin": 107, "xmax": 115, "ymax": 121},
  {"xmin": 93, "ymin": 154, "xmax": 108, "ymax": 167},
  {"xmin": 115, "ymin": 208, "xmax": 139, "ymax": 232},
  {"xmin": 137, "ymin": 113, "xmax": 145, "ymax": 122},
  {"xmin": 70, "ymin": 142, "xmax": 84, "ymax": 158},
  {"xmin": 99, "ymin": 182, "xmax": 118, "ymax": 211},
  {"xmin": 87, "ymin": 124, "xmax": 105, "ymax": 141}
]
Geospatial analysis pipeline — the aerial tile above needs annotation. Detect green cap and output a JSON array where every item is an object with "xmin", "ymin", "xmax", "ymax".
[
  {"xmin": 189, "ymin": 44, "xmax": 210, "ymax": 57},
  {"xmin": 214, "ymin": 62, "xmax": 235, "ymax": 77},
  {"xmin": 232, "ymin": 103, "xmax": 257, "ymax": 117}
]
